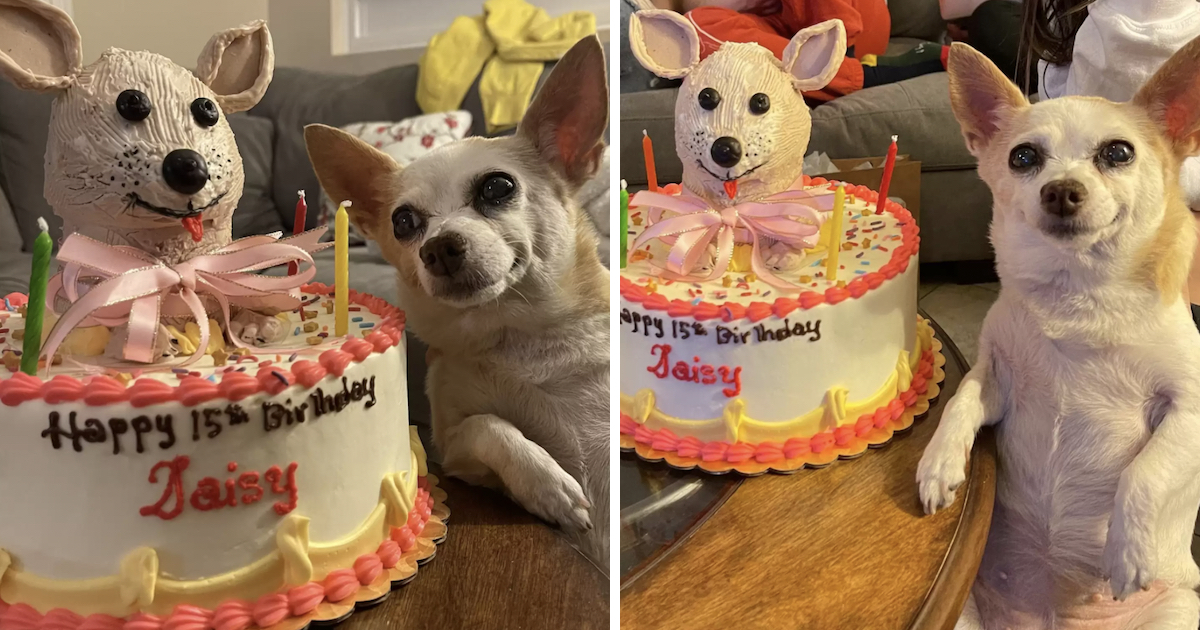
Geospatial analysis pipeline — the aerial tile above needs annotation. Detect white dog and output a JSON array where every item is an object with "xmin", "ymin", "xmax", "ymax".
[
  {"xmin": 918, "ymin": 41, "xmax": 1200, "ymax": 628},
  {"xmin": 304, "ymin": 37, "xmax": 610, "ymax": 569}
]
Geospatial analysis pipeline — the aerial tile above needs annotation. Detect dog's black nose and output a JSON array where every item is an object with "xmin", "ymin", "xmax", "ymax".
[
  {"xmin": 710, "ymin": 136, "xmax": 742, "ymax": 168},
  {"xmin": 420, "ymin": 234, "xmax": 468, "ymax": 277},
  {"xmin": 162, "ymin": 149, "xmax": 209, "ymax": 196},
  {"xmin": 1041, "ymin": 179, "xmax": 1087, "ymax": 217}
]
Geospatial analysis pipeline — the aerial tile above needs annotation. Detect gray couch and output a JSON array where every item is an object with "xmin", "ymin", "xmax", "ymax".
[
  {"xmin": 618, "ymin": 0, "xmax": 992, "ymax": 264},
  {"xmin": 0, "ymin": 54, "xmax": 610, "ymax": 424}
]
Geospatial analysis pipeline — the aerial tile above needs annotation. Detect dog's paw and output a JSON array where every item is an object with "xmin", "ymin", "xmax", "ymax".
[
  {"xmin": 1103, "ymin": 513, "xmax": 1157, "ymax": 600},
  {"xmin": 916, "ymin": 439, "xmax": 967, "ymax": 515},
  {"xmin": 507, "ymin": 461, "xmax": 592, "ymax": 532}
]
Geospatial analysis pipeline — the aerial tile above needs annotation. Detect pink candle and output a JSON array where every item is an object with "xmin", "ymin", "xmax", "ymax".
[
  {"xmin": 876, "ymin": 135, "xmax": 898, "ymax": 213},
  {"xmin": 288, "ymin": 190, "xmax": 307, "ymax": 276}
]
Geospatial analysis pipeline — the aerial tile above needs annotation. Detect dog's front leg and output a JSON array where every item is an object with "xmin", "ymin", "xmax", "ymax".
[
  {"xmin": 917, "ymin": 335, "xmax": 1006, "ymax": 514},
  {"xmin": 441, "ymin": 413, "xmax": 592, "ymax": 532},
  {"xmin": 1104, "ymin": 392, "xmax": 1200, "ymax": 600}
]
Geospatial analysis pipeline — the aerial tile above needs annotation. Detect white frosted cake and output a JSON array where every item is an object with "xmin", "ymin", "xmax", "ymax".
[
  {"xmin": 0, "ymin": 284, "xmax": 446, "ymax": 625},
  {"xmin": 619, "ymin": 178, "xmax": 945, "ymax": 473}
]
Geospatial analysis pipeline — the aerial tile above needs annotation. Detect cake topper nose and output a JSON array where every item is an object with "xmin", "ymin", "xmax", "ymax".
[
  {"xmin": 710, "ymin": 136, "xmax": 742, "ymax": 168},
  {"xmin": 162, "ymin": 149, "xmax": 209, "ymax": 196}
]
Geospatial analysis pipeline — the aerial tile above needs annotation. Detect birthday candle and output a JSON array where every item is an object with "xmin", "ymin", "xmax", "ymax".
[
  {"xmin": 21, "ymin": 217, "xmax": 51, "ymax": 375},
  {"xmin": 876, "ymin": 135, "xmax": 898, "ymax": 213},
  {"xmin": 643, "ymin": 129, "xmax": 658, "ymax": 192},
  {"xmin": 825, "ymin": 184, "xmax": 845, "ymax": 283},
  {"xmin": 620, "ymin": 179, "xmax": 629, "ymax": 269},
  {"xmin": 287, "ymin": 190, "xmax": 307, "ymax": 276},
  {"xmin": 335, "ymin": 201, "xmax": 350, "ymax": 337}
]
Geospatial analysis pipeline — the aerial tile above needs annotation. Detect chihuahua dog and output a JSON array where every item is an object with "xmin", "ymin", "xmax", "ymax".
[
  {"xmin": 628, "ymin": 10, "xmax": 843, "ymax": 268},
  {"xmin": 918, "ymin": 41, "xmax": 1200, "ymax": 628},
  {"xmin": 0, "ymin": 0, "xmax": 285, "ymax": 350},
  {"xmin": 304, "ymin": 36, "xmax": 610, "ymax": 567}
]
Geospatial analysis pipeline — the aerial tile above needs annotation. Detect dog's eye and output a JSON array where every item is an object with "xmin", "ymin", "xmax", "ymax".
[
  {"xmin": 1008, "ymin": 144, "xmax": 1041, "ymax": 172},
  {"xmin": 190, "ymin": 98, "xmax": 220, "ymax": 127},
  {"xmin": 116, "ymin": 89, "xmax": 152, "ymax": 122},
  {"xmin": 478, "ymin": 173, "xmax": 516, "ymax": 204},
  {"xmin": 698, "ymin": 87, "xmax": 721, "ymax": 111},
  {"xmin": 392, "ymin": 205, "xmax": 424, "ymax": 240},
  {"xmin": 749, "ymin": 93, "xmax": 770, "ymax": 115},
  {"xmin": 1099, "ymin": 140, "xmax": 1135, "ymax": 167}
]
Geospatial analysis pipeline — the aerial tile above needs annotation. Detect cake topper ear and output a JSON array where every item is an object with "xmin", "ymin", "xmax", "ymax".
[
  {"xmin": 194, "ymin": 20, "xmax": 274, "ymax": 114},
  {"xmin": 1134, "ymin": 33, "xmax": 1200, "ymax": 158},
  {"xmin": 518, "ymin": 35, "xmax": 608, "ymax": 188},
  {"xmin": 304, "ymin": 124, "xmax": 400, "ymax": 241},
  {"xmin": 782, "ymin": 19, "xmax": 846, "ymax": 93},
  {"xmin": 946, "ymin": 42, "xmax": 1028, "ymax": 155},
  {"xmin": 0, "ymin": 0, "xmax": 82, "ymax": 92},
  {"xmin": 629, "ymin": 10, "xmax": 700, "ymax": 79}
]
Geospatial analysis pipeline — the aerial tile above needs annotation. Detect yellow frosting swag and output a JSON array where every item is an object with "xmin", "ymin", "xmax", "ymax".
[{"xmin": 416, "ymin": 0, "xmax": 596, "ymax": 134}]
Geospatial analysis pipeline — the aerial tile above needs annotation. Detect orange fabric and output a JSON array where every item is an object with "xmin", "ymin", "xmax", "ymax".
[{"xmin": 686, "ymin": 0, "xmax": 889, "ymax": 101}]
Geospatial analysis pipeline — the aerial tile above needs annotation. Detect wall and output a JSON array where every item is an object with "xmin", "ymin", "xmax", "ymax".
[
  {"xmin": 72, "ymin": 0, "xmax": 269, "ymax": 66},
  {"xmin": 268, "ymin": 0, "xmax": 415, "ymax": 75}
]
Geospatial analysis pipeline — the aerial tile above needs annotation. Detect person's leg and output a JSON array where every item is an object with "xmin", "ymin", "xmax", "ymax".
[{"xmin": 965, "ymin": 0, "xmax": 1034, "ymax": 93}]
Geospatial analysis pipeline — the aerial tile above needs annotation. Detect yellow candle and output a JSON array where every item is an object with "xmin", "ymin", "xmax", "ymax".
[
  {"xmin": 335, "ymin": 201, "xmax": 350, "ymax": 337},
  {"xmin": 825, "ymin": 184, "xmax": 845, "ymax": 282}
]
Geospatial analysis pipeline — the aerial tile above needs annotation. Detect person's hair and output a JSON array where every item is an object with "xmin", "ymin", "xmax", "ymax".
[{"xmin": 1019, "ymin": 0, "xmax": 1096, "ymax": 90}]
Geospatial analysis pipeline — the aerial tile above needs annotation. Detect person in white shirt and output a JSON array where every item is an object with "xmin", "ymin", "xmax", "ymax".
[{"xmin": 1024, "ymin": 0, "xmax": 1200, "ymax": 324}]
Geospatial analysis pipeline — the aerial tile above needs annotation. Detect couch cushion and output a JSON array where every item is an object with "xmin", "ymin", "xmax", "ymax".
[
  {"xmin": 227, "ymin": 113, "xmax": 285, "ymax": 238},
  {"xmin": 0, "ymin": 80, "xmax": 56, "ymax": 251},
  {"xmin": 0, "ymin": 180, "xmax": 21, "ymax": 252}
]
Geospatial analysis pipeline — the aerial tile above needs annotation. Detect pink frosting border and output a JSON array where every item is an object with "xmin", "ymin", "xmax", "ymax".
[
  {"xmin": 0, "ymin": 284, "xmax": 405, "ymax": 407},
  {"xmin": 0, "ymin": 478, "xmax": 437, "ymax": 629}
]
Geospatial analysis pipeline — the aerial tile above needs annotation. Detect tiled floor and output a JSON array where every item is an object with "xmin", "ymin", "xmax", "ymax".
[{"xmin": 918, "ymin": 281, "xmax": 1200, "ymax": 563}]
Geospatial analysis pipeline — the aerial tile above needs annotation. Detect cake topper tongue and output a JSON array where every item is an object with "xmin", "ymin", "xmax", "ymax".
[
  {"xmin": 182, "ymin": 214, "xmax": 203, "ymax": 242},
  {"xmin": 724, "ymin": 180, "xmax": 737, "ymax": 199}
]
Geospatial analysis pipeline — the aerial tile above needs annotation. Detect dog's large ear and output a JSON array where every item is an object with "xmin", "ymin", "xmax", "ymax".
[
  {"xmin": 304, "ymin": 124, "xmax": 400, "ymax": 241},
  {"xmin": 195, "ymin": 21, "xmax": 274, "ymax": 114},
  {"xmin": 518, "ymin": 35, "xmax": 608, "ymax": 188},
  {"xmin": 782, "ymin": 19, "xmax": 846, "ymax": 92},
  {"xmin": 947, "ymin": 42, "xmax": 1028, "ymax": 156},
  {"xmin": 0, "ymin": 0, "xmax": 82, "ymax": 92},
  {"xmin": 629, "ymin": 10, "xmax": 699, "ymax": 79},
  {"xmin": 1133, "ymin": 34, "xmax": 1200, "ymax": 158}
]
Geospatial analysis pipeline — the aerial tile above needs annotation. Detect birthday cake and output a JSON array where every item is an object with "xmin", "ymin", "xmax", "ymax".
[
  {"xmin": 619, "ymin": 10, "xmax": 945, "ymax": 473},
  {"xmin": 0, "ymin": 3, "xmax": 445, "ymax": 625}
]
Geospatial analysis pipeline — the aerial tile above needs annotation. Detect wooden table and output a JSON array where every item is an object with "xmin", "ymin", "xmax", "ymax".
[
  {"xmin": 342, "ymin": 467, "xmax": 609, "ymax": 630},
  {"xmin": 620, "ymin": 317, "xmax": 996, "ymax": 630}
]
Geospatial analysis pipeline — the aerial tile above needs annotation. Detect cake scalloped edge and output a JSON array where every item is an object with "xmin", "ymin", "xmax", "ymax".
[
  {"xmin": 0, "ymin": 460, "xmax": 449, "ymax": 630},
  {"xmin": 619, "ymin": 324, "xmax": 947, "ymax": 475}
]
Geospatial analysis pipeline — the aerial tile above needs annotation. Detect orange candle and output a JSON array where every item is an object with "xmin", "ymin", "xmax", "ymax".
[
  {"xmin": 643, "ymin": 129, "xmax": 658, "ymax": 192},
  {"xmin": 876, "ymin": 135, "xmax": 898, "ymax": 213}
]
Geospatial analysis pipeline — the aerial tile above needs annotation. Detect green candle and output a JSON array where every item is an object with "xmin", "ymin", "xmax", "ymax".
[
  {"xmin": 620, "ymin": 180, "xmax": 629, "ymax": 269},
  {"xmin": 21, "ymin": 217, "xmax": 52, "ymax": 375}
]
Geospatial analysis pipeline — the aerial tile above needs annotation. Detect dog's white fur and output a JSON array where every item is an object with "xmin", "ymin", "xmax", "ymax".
[
  {"xmin": 918, "ymin": 42, "xmax": 1200, "ymax": 628},
  {"xmin": 304, "ymin": 37, "xmax": 610, "ymax": 569},
  {"xmin": 628, "ymin": 10, "xmax": 844, "ymax": 206}
]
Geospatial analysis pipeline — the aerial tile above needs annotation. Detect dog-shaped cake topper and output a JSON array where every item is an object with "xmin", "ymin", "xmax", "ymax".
[
  {"xmin": 0, "ymin": 1, "xmax": 313, "ymax": 359},
  {"xmin": 0, "ymin": 0, "xmax": 271, "ymax": 263},
  {"xmin": 628, "ymin": 11, "xmax": 845, "ymax": 205}
]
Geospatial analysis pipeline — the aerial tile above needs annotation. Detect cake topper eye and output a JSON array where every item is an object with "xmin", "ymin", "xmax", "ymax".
[
  {"xmin": 749, "ymin": 93, "xmax": 770, "ymax": 115},
  {"xmin": 190, "ymin": 98, "xmax": 220, "ymax": 127},
  {"xmin": 392, "ymin": 205, "xmax": 424, "ymax": 240},
  {"xmin": 478, "ymin": 172, "xmax": 516, "ymax": 205},
  {"xmin": 698, "ymin": 87, "xmax": 721, "ymax": 110},
  {"xmin": 116, "ymin": 89, "xmax": 152, "ymax": 122}
]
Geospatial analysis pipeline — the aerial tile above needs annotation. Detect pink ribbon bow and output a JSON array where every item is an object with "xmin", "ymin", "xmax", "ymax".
[
  {"xmin": 629, "ymin": 186, "xmax": 836, "ymax": 290},
  {"xmin": 42, "ymin": 229, "xmax": 330, "ymax": 366}
]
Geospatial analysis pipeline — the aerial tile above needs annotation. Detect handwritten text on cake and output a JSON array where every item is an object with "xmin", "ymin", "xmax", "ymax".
[
  {"xmin": 621, "ymin": 308, "xmax": 821, "ymax": 345},
  {"xmin": 139, "ymin": 456, "xmax": 299, "ymax": 520},
  {"xmin": 647, "ymin": 344, "xmax": 742, "ymax": 397}
]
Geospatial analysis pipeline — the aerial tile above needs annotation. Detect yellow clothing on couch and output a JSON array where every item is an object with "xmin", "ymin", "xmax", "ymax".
[{"xmin": 417, "ymin": 0, "xmax": 595, "ymax": 134}]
